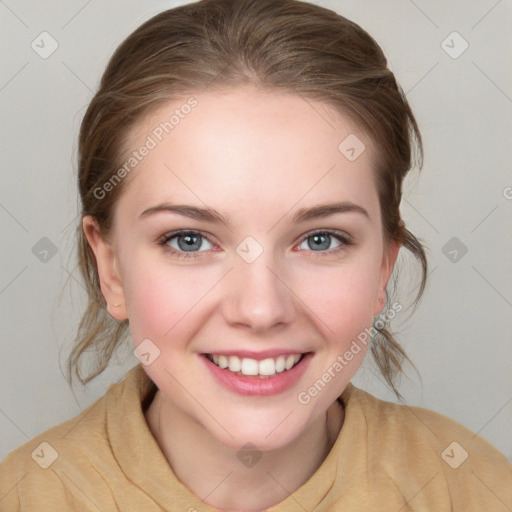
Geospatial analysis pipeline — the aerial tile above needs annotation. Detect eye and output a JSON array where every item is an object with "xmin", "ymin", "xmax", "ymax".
[
  {"xmin": 158, "ymin": 228, "xmax": 352, "ymax": 260},
  {"xmin": 159, "ymin": 230, "xmax": 214, "ymax": 258},
  {"xmin": 297, "ymin": 230, "xmax": 352, "ymax": 255}
]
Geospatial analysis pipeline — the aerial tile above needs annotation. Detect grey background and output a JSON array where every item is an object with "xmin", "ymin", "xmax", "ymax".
[{"xmin": 1, "ymin": 0, "xmax": 511, "ymax": 463}]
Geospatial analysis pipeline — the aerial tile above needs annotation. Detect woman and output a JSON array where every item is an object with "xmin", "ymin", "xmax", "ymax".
[{"xmin": 1, "ymin": 0, "xmax": 510, "ymax": 510}]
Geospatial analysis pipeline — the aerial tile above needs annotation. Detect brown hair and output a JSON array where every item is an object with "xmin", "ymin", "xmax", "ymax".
[{"xmin": 69, "ymin": 0, "xmax": 427, "ymax": 395}]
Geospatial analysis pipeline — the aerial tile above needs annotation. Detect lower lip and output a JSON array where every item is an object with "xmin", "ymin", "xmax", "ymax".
[{"xmin": 200, "ymin": 353, "xmax": 313, "ymax": 396}]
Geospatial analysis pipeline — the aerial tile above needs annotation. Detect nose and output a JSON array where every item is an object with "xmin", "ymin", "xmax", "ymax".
[{"xmin": 221, "ymin": 253, "xmax": 296, "ymax": 333}]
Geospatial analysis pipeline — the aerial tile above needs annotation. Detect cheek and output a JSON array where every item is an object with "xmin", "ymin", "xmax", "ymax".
[
  {"xmin": 295, "ymin": 257, "xmax": 381, "ymax": 341},
  {"xmin": 123, "ymin": 255, "xmax": 202, "ymax": 343}
]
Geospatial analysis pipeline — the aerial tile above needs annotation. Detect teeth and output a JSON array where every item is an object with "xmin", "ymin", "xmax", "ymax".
[
  {"xmin": 259, "ymin": 358, "xmax": 276, "ymax": 376},
  {"xmin": 285, "ymin": 355, "xmax": 295, "ymax": 370},
  {"xmin": 241, "ymin": 358, "xmax": 259, "ymax": 376},
  {"xmin": 228, "ymin": 356, "xmax": 241, "ymax": 372},
  {"xmin": 275, "ymin": 356, "xmax": 286, "ymax": 373},
  {"xmin": 208, "ymin": 353, "xmax": 304, "ymax": 377}
]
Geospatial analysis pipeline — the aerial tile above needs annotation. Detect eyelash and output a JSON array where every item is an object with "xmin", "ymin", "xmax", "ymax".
[{"xmin": 158, "ymin": 229, "xmax": 353, "ymax": 260}]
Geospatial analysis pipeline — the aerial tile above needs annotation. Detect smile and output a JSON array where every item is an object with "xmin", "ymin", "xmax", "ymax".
[{"xmin": 200, "ymin": 351, "xmax": 313, "ymax": 397}]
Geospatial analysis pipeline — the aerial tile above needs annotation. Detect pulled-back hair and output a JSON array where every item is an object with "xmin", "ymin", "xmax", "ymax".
[{"xmin": 70, "ymin": 0, "xmax": 427, "ymax": 395}]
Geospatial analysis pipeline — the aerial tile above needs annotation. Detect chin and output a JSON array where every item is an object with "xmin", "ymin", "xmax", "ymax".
[
  {"xmin": 202, "ymin": 410, "xmax": 312, "ymax": 453},
  {"xmin": 218, "ymin": 430, "xmax": 298, "ymax": 453}
]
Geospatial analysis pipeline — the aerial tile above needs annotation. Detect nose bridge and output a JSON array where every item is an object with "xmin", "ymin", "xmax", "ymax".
[{"xmin": 223, "ymin": 244, "xmax": 295, "ymax": 330}]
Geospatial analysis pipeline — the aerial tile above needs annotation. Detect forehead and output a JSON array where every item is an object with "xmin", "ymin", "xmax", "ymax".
[{"xmin": 115, "ymin": 85, "xmax": 380, "ymax": 224}]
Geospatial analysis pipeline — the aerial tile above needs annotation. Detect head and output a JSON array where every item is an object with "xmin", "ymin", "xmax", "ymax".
[{"xmin": 72, "ymin": 0, "xmax": 427, "ymax": 449}]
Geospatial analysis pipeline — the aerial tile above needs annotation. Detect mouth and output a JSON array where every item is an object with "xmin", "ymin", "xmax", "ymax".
[
  {"xmin": 201, "ymin": 350, "xmax": 314, "ymax": 396},
  {"xmin": 203, "ymin": 352, "xmax": 310, "ymax": 379}
]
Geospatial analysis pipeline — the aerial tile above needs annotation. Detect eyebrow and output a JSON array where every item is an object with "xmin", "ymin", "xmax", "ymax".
[{"xmin": 138, "ymin": 201, "xmax": 370, "ymax": 224}]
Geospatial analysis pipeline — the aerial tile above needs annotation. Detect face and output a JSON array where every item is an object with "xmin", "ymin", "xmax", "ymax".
[{"xmin": 84, "ymin": 85, "xmax": 398, "ymax": 451}]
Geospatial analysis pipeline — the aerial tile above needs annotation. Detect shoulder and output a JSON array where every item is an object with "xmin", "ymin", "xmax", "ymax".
[
  {"xmin": 352, "ymin": 385, "xmax": 509, "ymax": 466},
  {"xmin": 343, "ymin": 384, "xmax": 512, "ymax": 508},
  {"xmin": 0, "ymin": 386, "xmax": 112, "ymax": 509},
  {"xmin": 0, "ymin": 366, "xmax": 145, "ymax": 510}
]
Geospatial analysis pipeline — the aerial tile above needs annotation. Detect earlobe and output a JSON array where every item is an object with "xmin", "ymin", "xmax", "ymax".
[{"xmin": 82, "ymin": 215, "xmax": 128, "ymax": 321}]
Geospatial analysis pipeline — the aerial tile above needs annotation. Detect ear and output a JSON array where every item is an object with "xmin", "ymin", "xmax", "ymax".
[
  {"xmin": 82, "ymin": 215, "xmax": 128, "ymax": 321},
  {"xmin": 373, "ymin": 238, "xmax": 401, "ymax": 317}
]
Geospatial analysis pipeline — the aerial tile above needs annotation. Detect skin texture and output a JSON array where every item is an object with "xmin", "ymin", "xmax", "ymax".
[{"xmin": 83, "ymin": 84, "xmax": 399, "ymax": 510}]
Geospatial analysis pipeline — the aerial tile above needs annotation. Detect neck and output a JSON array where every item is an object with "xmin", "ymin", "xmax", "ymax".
[{"xmin": 145, "ymin": 392, "xmax": 344, "ymax": 510}]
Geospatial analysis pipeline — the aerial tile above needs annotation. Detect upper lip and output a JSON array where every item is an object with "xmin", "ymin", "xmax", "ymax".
[{"xmin": 202, "ymin": 349, "xmax": 312, "ymax": 361}]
